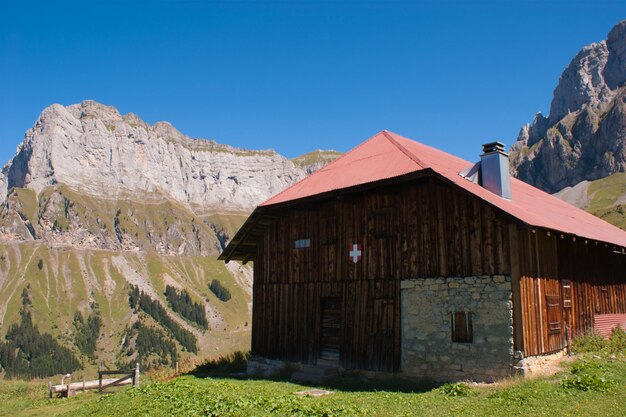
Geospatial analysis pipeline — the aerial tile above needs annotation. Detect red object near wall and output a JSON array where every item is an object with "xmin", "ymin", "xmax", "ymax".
[{"xmin": 594, "ymin": 314, "xmax": 626, "ymax": 338}]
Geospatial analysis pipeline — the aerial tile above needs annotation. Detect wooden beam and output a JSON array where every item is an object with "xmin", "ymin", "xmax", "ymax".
[{"xmin": 508, "ymin": 223, "xmax": 524, "ymax": 352}]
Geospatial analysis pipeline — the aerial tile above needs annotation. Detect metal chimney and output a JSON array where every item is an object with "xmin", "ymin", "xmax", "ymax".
[{"xmin": 480, "ymin": 142, "xmax": 511, "ymax": 200}]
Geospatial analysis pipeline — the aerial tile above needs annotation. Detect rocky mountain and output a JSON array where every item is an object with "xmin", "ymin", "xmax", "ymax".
[
  {"xmin": 0, "ymin": 101, "xmax": 316, "ymax": 258},
  {"xmin": 0, "ymin": 101, "xmax": 337, "ymax": 375},
  {"xmin": 510, "ymin": 20, "xmax": 626, "ymax": 194},
  {"xmin": 0, "ymin": 100, "xmax": 307, "ymax": 214}
]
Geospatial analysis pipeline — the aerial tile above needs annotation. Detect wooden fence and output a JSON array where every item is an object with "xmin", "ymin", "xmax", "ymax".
[{"xmin": 49, "ymin": 363, "xmax": 140, "ymax": 398}]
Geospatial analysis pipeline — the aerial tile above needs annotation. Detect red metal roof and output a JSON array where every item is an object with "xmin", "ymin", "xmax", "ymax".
[{"xmin": 262, "ymin": 130, "xmax": 626, "ymax": 248}]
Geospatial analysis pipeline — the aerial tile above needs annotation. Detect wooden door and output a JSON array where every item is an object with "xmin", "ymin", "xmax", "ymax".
[
  {"xmin": 319, "ymin": 297, "xmax": 341, "ymax": 365},
  {"xmin": 371, "ymin": 298, "xmax": 395, "ymax": 371},
  {"xmin": 545, "ymin": 292, "xmax": 565, "ymax": 352}
]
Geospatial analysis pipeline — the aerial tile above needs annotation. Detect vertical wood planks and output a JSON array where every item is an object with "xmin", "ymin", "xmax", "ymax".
[{"xmin": 252, "ymin": 176, "xmax": 513, "ymax": 372}]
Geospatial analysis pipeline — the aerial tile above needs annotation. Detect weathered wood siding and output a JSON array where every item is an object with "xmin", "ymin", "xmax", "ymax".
[
  {"xmin": 514, "ymin": 228, "xmax": 626, "ymax": 357},
  {"xmin": 252, "ymin": 176, "xmax": 512, "ymax": 372}
]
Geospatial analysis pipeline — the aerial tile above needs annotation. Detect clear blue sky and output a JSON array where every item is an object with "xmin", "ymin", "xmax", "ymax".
[{"xmin": 1, "ymin": 1, "xmax": 623, "ymax": 164}]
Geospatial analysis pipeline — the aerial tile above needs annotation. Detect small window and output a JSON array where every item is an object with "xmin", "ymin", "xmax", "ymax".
[
  {"xmin": 294, "ymin": 238, "xmax": 311, "ymax": 249},
  {"xmin": 562, "ymin": 279, "xmax": 572, "ymax": 308},
  {"xmin": 451, "ymin": 311, "xmax": 473, "ymax": 343}
]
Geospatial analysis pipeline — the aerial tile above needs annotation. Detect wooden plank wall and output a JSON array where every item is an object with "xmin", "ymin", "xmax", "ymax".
[
  {"xmin": 252, "ymin": 176, "xmax": 512, "ymax": 372},
  {"xmin": 517, "ymin": 228, "xmax": 626, "ymax": 357}
]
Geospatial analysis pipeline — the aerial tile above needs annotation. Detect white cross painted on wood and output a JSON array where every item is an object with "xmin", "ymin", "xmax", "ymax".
[{"xmin": 349, "ymin": 244, "xmax": 362, "ymax": 264}]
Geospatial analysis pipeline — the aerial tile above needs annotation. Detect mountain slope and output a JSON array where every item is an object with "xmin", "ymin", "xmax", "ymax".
[
  {"xmin": 0, "ymin": 242, "xmax": 252, "ymax": 369},
  {"xmin": 554, "ymin": 172, "xmax": 626, "ymax": 230},
  {"xmin": 510, "ymin": 20, "xmax": 626, "ymax": 193},
  {"xmin": 0, "ymin": 101, "xmax": 327, "ymax": 375}
]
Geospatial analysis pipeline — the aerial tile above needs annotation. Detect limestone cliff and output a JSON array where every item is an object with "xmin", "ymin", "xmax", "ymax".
[
  {"xmin": 0, "ymin": 101, "xmax": 335, "ymax": 257},
  {"xmin": 0, "ymin": 100, "xmax": 307, "ymax": 213},
  {"xmin": 510, "ymin": 20, "xmax": 626, "ymax": 193}
]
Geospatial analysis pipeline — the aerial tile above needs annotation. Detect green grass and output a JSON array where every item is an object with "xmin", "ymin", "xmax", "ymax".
[
  {"xmin": 588, "ymin": 172, "xmax": 626, "ymax": 212},
  {"xmin": 590, "ymin": 205, "xmax": 626, "ymax": 230},
  {"xmin": 2, "ymin": 355, "xmax": 626, "ymax": 416},
  {"xmin": 585, "ymin": 172, "xmax": 626, "ymax": 230},
  {"xmin": 0, "ymin": 184, "xmax": 254, "ymax": 366},
  {"xmin": 291, "ymin": 150, "xmax": 342, "ymax": 169},
  {"xmin": 0, "ymin": 241, "xmax": 252, "ymax": 371},
  {"xmin": 11, "ymin": 188, "xmax": 39, "ymax": 224}
]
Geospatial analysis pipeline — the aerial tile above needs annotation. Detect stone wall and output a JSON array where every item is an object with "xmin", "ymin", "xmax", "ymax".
[{"xmin": 401, "ymin": 275, "xmax": 514, "ymax": 382}]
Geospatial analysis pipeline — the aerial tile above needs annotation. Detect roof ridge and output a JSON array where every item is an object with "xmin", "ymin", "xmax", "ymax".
[
  {"xmin": 259, "ymin": 130, "xmax": 388, "ymax": 206},
  {"xmin": 381, "ymin": 130, "xmax": 428, "ymax": 169},
  {"xmin": 314, "ymin": 130, "xmax": 389, "ymax": 174}
]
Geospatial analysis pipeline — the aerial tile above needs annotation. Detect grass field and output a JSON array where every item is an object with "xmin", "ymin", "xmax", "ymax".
[
  {"xmin": 585, "ymin": 172, "xmax": 626, "ymax": 230},
  {"xmin": 2, "ymin": 351, "xmax": 625, "ymax": 417}
]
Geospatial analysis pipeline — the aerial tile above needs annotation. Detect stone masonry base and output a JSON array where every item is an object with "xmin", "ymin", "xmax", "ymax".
[{"xmin": 401, "ymin": 275, "xmax": 515, "ymax": 382}]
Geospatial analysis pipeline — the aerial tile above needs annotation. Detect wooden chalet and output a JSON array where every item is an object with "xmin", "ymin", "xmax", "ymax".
[{"xmin": 220, "ymin": 130, "xmax": 626, "ymax": 382}]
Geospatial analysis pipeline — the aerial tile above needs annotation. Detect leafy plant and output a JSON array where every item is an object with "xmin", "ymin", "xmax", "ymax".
[
  {"xmin": 439, "ymin": 382, "xmax": 472, "ymax": 397},
  {"xmin": 572, "ymin": 327, "xmax": 626, "ymax": 356},
  {"xmin": 561, "ymin": 359, "xmax": 613, "ymax": 392},
  {"xmin": 561, "ymin": 373, "xmax": 612, "ymax": 392},
  {"xmin": 572, "ymin": 332, "xmax": 607, "ymax": 354},
  {"xmin": 607, "ymin": 326, "xmax": 626, "ymax": 353}
]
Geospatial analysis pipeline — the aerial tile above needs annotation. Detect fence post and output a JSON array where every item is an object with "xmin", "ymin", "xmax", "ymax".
[
  {"xmin": 48, "ymin": 381, "xmax": 52, "ymax": 399},
  {"xmin": 134, "ymin": 362, "xmax": 140, "ymax": 388},
  {"xmin": 99, "ymin": 372, "xmax": 102, "ymax": 391}
]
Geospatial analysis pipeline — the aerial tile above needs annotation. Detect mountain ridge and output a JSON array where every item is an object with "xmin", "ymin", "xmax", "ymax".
[
  {"xmin": 510, "ymin": 20, "xmax": 626, "ymax": 194},
  {"xmin": 0, "ymin": 100, "xmax": 311, "ymax": 214}
]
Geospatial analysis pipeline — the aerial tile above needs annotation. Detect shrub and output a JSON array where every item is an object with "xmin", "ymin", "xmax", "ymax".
[
  {"xmin": 209, "ymin": 280, "xmax": 231, "ymax": 302},
  {"xmin": 607, "ymin": 326, "xmax": 626, "ymax": 353},
  {"xmin": 561, "ymin": 359, "xmax": 613, "ymax": 392},
  {"xmin": 438, "ymin": 382, "xmax": 472, "ymax": 397},
  {"xmin": 572, "ymin": 327, "xmax": 626, "ymax": 355},
  {"xmin": 572, "ymin": 332, "xmax": 607, "ymax": 354},
  {"xmin": 561, "ymin": 373, "xmax": 612, "ymax": 392}
]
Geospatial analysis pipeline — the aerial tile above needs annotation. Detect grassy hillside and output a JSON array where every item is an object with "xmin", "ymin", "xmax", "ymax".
[
  {"xmin": 1, "ymin": 184, "xmax": 250, "ymax": 256},
  {"xmin": 0, "ymin": 242, "xmax": 251, "ymax": 371},
  {"xmin": 586, "ymin": 173, "xmax": 626, "ymax": 230},
  {"xmin": 555, "ymin": 172, "xmax": 626, "ymax": 230},
  {"xmin": 291, "ymin": 150, "xmax": 341, "ymax": 172}
]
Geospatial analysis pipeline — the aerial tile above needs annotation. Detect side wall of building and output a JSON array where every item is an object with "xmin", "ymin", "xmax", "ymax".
[
  {"xmin": 401, "ymin": 275, "xmax": 514, "ymax": 382},
  {"xmin": 513, "ymin": 227, "xmax": 626, "ymax": 357}
]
